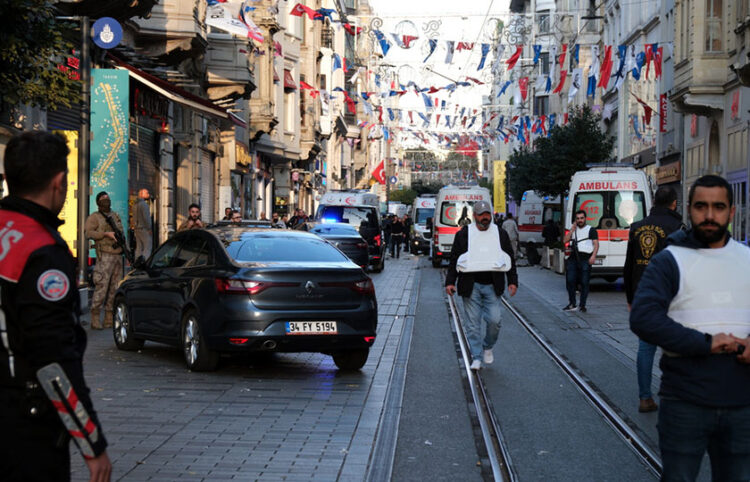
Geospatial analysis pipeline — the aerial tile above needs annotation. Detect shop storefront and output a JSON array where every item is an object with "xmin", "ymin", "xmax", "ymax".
[{"xmin": 655, "ymin": 160, "xmax": 684, "ymax": 216}]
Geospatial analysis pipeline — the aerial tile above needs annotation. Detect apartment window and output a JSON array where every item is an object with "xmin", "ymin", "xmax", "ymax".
[
  {"xmin": 540, "ymin": 52, "xmax": 550, "ymax": 75},
  {"xmin": 538, "ymin": 11, "xmax": 550, "ymax": 34},
  {"xmin": 534, "ymin": 96, "xmax": 549, "ymax": 116},
  {"xmin": 285, "ymin": 91, "xmax": 295, "ymax": 132},
  {"xmin": 706, "ymin": 0, "xmax": 723, "ymax": 52},
  {"xmin": 739, "ymin": 0, "xmax": 749, "ymax": 21}
]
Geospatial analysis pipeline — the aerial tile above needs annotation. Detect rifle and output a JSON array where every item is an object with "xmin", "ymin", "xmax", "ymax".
[{"xmin": 102, "ymin": 212, "xmax": 134, "ymax": 265}]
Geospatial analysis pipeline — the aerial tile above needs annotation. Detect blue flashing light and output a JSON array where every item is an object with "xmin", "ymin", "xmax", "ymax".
[{"xmin": 321, "ymin": 217, "xmax": 339, "ymax": 224}]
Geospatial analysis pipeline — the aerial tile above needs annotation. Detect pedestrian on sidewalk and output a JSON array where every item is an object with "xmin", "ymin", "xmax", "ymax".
[
  {"xmin": 390, "ymin": 215, "xmax": 405, "ymax": 258},
  {"xmin": 0, "ymin": 131, "xmax": 111, "ymax": 481},
  {"xmin": 501, "ymin": 213, "xmax": 520, "ymax": 258},
  {"xmin": 562, "ymin": 210, "xmax": 599, "ymax": 313},
  {"xmin": 631, "ymin": 175, "xmax": 750, "ymax": 481},
  {"xmin": 624, "ymin": 186, "xmax": 683, "ymax": 413},
  {"xmin": 446, "ymin": 200, "xmax": 518, "ymax": 370},
  {"xmin": 133, "ymin": 188, "xmax": 152, "ymax": 262}
]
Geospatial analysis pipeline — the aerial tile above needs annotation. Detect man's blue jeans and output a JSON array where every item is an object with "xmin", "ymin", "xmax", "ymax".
[
  {"xmin": 659, "ymin": 398, "xmax": 750, "ymax": 481},
  {"xmin": 565, "ymin": 257, "xmax": 591, "ymax": 307},
  {"xmin": 637, "ymin": 339, "xmax": 657, "ymax": 399},
  {"xmin": 462, "ymin": 283, "xmax": 503, "ymax": 361}
]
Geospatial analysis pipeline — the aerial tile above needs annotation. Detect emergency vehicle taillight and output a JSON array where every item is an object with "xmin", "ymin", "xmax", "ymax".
[{"xmin": 374, "ymin": 234, "xmax": 382, "ymax": 246}]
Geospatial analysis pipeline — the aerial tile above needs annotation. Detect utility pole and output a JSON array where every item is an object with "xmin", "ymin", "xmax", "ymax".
[{"xmin": 77, "ymin": 16, "xmax": 90, "ymax": 286}]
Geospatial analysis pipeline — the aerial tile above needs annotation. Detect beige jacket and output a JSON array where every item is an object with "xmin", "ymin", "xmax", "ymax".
[{"xmin": 85, "ymin": 210, "xmax": 124, "ymax": 254}]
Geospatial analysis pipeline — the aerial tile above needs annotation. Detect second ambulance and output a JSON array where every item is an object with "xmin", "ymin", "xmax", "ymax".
[
  {"xmin": 432, "ymin": 185, "xmax": 492, "ymax": 268},
  {"xmin": 566, "ymin": 167, "xmax": 652, "ymax": 280}
]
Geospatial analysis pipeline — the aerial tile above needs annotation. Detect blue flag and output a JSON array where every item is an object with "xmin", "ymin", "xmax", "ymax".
[
  {"xmin": 422, "ymin": 93, "xmax": 433, "ymax": 110},
  {"xmin": 333, "ymin": 53, "xmax": 342, "ymax": 71},
  {"xmin": 424, "ymin": 39, "xmax": 438, "ymax": 63},
  {"xmin": 477, "ymin": 43, "xmax": 491, "ymax": 70},
  {"xmin": 533, "ymin": 45, "xmax": 542, "ymax": 64},
  {"xmin": 373, "ymin": 30, "xmax": 391, "ymax": 56}
]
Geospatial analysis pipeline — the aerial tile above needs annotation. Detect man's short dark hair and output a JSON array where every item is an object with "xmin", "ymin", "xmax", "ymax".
[
  {"xmin": 189, "ymin": 203, "xmax": 201, "ymax": 211},
  {"xmin": 96, "ymin": 191, "xmax": 109, "ymax": 203},
  {"xmin": 575, "ymin": 209, "xmax": 587, "ymax": 218},
  {"xmin": 4, "ymin": 131, "xmax": 68, "ymax": 196},
  {"xmin": 654, "ymin": 186, "xmax": 677, "ymax": 208},
  {"xmin": 688, "ymin": 175, "xmax": 733, "ymax": 206}
]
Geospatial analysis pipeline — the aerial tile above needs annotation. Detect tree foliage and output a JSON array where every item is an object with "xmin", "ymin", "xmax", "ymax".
[
  {"xmin": 507, "ymin": 105, "xmax": 616, "ymax": 200},
  {"xmin": 388, "ymin": 188, "xmax": 417, "ymax": 206},
  {"xmin": 0, "ymin": 1, "xmax": 79, "ymax": 108}
]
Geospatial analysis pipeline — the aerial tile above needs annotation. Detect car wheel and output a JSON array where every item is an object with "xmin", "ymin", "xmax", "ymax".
[
  {"xmin": 332, "ymin": 348, "xmax": 369, "ymax": 371},
  {"xmin": 432, "ymin": 256, "xmax": 442, "ymax": 268},
  {"xmin": 113, "ymin": 298, "xmax": 144, "ymax": 351},
  {"xmin": 181, "ymin": 309, "xmax": 219, "ymax": 372}
]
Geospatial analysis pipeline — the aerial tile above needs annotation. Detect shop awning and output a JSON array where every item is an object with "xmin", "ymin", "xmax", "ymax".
[
  {"xmin": 108, "ymin": 54, "xmax": 246, "ymax": 128},
  {"xmin": 284, "ymin": 69, "xmax": 297, "ymax": 90}
]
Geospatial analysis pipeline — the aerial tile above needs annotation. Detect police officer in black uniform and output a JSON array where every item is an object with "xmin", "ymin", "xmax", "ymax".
[{"xmin": 0, "ymin": 132, "xmax": 111, "ymax": 481}]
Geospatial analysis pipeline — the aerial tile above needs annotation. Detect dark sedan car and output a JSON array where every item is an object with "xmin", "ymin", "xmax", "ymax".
[
  {"xmin": 309, "ymin": 222, "xmax": 369, "ymax": 269},
  {"xmin": 112, "ymin": 228, "xmax": 378, "ymax": 372}
]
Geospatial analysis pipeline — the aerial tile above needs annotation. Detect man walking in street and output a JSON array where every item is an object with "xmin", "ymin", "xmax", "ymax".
[
  {"xmin": 631, "ymin": 175, "xmax": 750, "ymax": 481},
  {"xmin": 402, "ymin": 213, "xmax": 413, "ymax": 253},
  {"xmin": 0, "ymin": 131, "xmax": 111, "ymax": 481},
  {"xmin": 133, "ymin": 188, "xmax": 152, "ymax": 262},
  {"xmin": 562, "ymin": 209, "xmax": 599, "ymax": 313},
  {"xmin": 446, "ymin": 200, "xmax": 518, "ymax": 370},
  {"xmin": 85, "ymin": 192, "xmax": 125, "ymax": 330},
  {"xmin": 624, "ymin": 186, "xmax": 683, "ymax": 413},
  {"xmin": 178, "ymin": 203, "xmax": 204, "ymax": 231},
  {"xmin": 389, "ymin": 215, "xmax": 405, "ymax": 259},
  {"xmin": 501, "ymin": 213, "xmax": 520, "ymax": 258}
]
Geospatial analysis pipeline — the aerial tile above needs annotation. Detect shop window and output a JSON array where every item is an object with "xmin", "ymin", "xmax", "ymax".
[{"xmin": 732, "ymin": 180, "xmax": 747, "ymax": 243}]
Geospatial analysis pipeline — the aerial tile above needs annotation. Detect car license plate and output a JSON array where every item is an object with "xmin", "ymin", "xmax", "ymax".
[
  {"xmin": 285, "ymin": 321, "xmax": 338, "ymax": 335},
  {"xmin": 594, "ymin": 258, "xmax": 603, "ymax": 265}
]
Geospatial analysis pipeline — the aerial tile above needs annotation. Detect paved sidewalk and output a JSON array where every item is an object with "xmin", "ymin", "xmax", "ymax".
[{"xmin": 70, "ymin": 257, "xmax": 419, "ymax": 481}]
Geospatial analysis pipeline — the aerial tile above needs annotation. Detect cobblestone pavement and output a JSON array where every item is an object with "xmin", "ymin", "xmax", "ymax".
[{"xmin": 70, "ymin": 255, "xmax": 419, "ymax": 481}]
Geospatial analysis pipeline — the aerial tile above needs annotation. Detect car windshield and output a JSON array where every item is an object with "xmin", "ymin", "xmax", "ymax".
[
  {"xmin": 310, "ymin": 224, "xmax": 359, "ymax": 236},
  {"xmin": 573, "ymin": 191, "xmax": 647, "ymax": 228},
  {"xmin": 439, "ymin": 201, "xmax": 476, "ymax": 227},
  {"xmin": 316, "ymin": 206, "xmax": 379, "ymax": 229},
  {"xmin": 415, "ymin": 208, "xmax": 434, "ymax": 224},
  {"xmin": 225, "ymin": 233, "xmax": 349, "ymax": 263}
]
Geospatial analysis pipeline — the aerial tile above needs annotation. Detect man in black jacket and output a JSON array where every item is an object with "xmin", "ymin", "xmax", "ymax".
[
  {"xmin": 0, "ymin": 132, "xmax": 110, "ymax": 481},
  {"xmin": 624, "ymin": 186, "xmax": 683, "ymax": 413},
  {"xmin": 446, "ymin": 201, "xmax": 518, "ymax": 370}
]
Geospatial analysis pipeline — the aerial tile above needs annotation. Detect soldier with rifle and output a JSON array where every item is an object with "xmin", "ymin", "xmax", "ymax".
[{"xmin": 85, "ymin": 192, "xmax": 126, "ymax": 330}]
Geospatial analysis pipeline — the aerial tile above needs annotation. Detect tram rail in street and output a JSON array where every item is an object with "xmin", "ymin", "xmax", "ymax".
[
  {"xmin": 499, "ymin": 297, "xmax": 663, "ymax": 479},
  {"xmin": 447, "ymin": 294, "xmax": 518, "ymax": 482}
]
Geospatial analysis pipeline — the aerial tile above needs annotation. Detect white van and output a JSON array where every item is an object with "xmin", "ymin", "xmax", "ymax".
[
  {"xmin": 432, "ymin": 185, "xmax": 492, "ymax": 268},
  {"xmin": 410, "ymin": 195, "xmax": 436, "ymax": 254},
  {"xmin": 565, "ymin": 167, "xmax": 652, "ymax": 280},
  {"xmin": 518, "ymin": 190, "xmax": 562, "ymax": 246}
]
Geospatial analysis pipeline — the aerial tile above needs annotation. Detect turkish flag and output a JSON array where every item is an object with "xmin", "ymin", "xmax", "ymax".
[
  {"xmin": 290, "ymin": 3, "xmax": 320, "ymax": 19},
  {"xmin": 372, "ymin": 160, "xmax": 386, "ymax": 184},
  {"xmin": 552, "ymin": 71, "xmax": 567, "ymax": 94},
  {"xmin": 506, "ymin": 45, "xmax": 523, "ymax": 70}
]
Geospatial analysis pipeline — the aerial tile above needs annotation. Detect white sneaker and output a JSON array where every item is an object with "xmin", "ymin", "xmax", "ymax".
[
  {"xmin": 483, "ymin": 349, "xmax": 494, "ymax": 364},
  {"xmin": 470, "ymin": 360, "xmax": 482, "ymax": 370}
]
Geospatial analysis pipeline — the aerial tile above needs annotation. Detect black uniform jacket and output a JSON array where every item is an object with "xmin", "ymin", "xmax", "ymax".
[
  {"xmin": 623, "ymin": 206, "xmax": 684, "ymax": 304},
  {"xmin": 446, "ymin": 224, "xmax": 518, "ymax": 297},
  {"xmin": 0, "ymin": 196, "xmax": 107, "ymax": 456}
]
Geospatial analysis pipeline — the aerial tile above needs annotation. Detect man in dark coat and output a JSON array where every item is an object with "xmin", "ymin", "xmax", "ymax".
[
  {"xmin": 625, "ymin": 186, "xmax": 684, "ymax": 413},
  {"xmin": 446, "ymin": 201, "xmax": 518, "ymax": 370}
]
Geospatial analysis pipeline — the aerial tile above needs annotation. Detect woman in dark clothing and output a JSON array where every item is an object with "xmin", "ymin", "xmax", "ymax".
[{"xmin": 390, "ymin": 216, "xmax": 405, "ymax": 258}]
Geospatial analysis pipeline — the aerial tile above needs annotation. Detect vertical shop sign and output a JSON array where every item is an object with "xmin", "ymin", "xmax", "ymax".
[
  {"xmin": 493, "ymin": 160, "xmax": 507, "ymax": 214},
  {"xmin": 90, "ymin": 69, "xmax": 129, "ymax": 239},
  {"xmin": 52, "ymin": 130, "xmax": 79, "ymax": 256}
]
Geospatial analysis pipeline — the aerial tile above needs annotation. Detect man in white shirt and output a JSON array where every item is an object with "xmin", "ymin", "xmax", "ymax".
[{"xmin": 562, "ymin": 209, "xmax": 599, "ymax": 313}]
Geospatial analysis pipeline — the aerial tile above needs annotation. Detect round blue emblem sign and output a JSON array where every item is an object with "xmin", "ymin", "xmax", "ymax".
[{"xmin": 92, "ymin": 17, "xmax": 123, "ymax": 50}]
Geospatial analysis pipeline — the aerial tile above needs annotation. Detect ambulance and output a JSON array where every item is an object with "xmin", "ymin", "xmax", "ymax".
[
  {"xmin": 432, "ymin": 185, "xmax": 492, "ymax": 268},
  {"xmin": 518, "ymin": 190, "xmax": 562, "ymax": 246},
  {"xmin": 410, "ymin": 194, "xmax": 436, "ymax": 254},
  {"xmin": 565, "ymin": 167, "xmax": 652, "ymax": 280}
]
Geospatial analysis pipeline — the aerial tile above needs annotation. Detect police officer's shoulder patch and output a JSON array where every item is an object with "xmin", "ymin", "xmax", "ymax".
[{"xmin": 37, "ymin": 269, "xmax": 70, "ymax": 302}]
